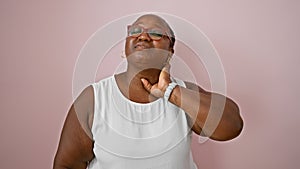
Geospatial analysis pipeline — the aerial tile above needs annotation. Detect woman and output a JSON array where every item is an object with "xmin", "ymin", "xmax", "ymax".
[{"xmin": 53, "ymin": 14, "xmax": 243, "ymax": 169}]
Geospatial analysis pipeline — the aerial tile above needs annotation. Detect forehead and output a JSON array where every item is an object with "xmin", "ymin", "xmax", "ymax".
[{"xmin": 132, "ymin": 15, "xmax": 168, "ymax": 29}]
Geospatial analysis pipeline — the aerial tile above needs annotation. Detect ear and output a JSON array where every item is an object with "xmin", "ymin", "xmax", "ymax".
[{"xmin": 169, "ymin": 47, "xmax": 174, "ymax": 55}]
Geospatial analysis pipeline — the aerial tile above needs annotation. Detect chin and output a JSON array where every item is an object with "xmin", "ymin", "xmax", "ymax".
[{"xmin": 131, "ymin": 49, "xmax": 167, "ymax": 61}]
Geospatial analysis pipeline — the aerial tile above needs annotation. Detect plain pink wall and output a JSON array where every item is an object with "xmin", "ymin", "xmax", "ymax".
[{"xmin": 1, "ymin": 0, "xmax": 299, "ymax": 169}]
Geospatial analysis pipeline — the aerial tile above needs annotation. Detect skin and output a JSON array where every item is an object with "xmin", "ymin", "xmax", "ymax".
[{"xmin": 53, "ymin": 14, "xmax": 244, "ymax": 169}]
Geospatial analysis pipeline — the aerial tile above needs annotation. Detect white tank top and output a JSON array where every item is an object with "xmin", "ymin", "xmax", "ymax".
[{"xmin": 88, "ymin": 75, "xmax": 198, "ymax": 169}]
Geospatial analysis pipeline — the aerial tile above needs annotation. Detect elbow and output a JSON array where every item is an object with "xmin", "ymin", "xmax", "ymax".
[
  {"xmin": 228, "ymin": 102, "xmax": 244, "ymax": 140},
  {"xmin": 208, "ymin": 102, "xmax": 244, "ymax": 141},
  {"xmin": 195, "ymin": 96, "xmax": 244, "ymax": 141},
  {"xmin": 212, "ymin": 114, "xmax": 244, "ymax": 141},
  {"xmin": 219, "ymin": 100, "xmax": 244, "ymax": 141},
  {"xmin": 227, "ymin": 116, "xmax": 244, "ymax": 141}
]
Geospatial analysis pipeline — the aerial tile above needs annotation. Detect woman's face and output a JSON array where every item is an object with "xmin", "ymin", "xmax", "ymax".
[{"xmin": 125, "ymin": 15, "xmax": 173, "ymax": 70}]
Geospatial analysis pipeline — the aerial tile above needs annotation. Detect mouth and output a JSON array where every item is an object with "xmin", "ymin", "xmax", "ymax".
[
  {"xmin": 134, "ymin": 43, "xmax": 150, "ymax": 50},
  {"xmin": 135, "ymin": 45, "xmax": 146, "ymax": 50}
]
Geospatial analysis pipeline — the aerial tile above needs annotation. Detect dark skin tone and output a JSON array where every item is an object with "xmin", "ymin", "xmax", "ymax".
[{"xmin": 53, "ymin": 14, "xmax": 243, "ymax": 169}]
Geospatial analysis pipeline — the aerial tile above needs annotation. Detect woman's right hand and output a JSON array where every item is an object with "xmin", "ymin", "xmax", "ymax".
[{"xmin": 141, "ymin": 63, "xmax": 171, "ymax": 98}]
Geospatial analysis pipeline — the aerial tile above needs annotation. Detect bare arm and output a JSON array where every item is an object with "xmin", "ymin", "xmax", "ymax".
[
  {"xmin": 53, "ymin": 86, "xmax": 95, "ymax": 169},
  {"xmin": 179, "ymin": 81, "xmax": 243, "ymax": 141},
  {"xmin": 141, "ymin": 64, "xmax": 243, "ymax": 141}
]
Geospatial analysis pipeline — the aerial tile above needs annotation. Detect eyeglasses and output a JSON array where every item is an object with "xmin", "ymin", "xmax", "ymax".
[{"xmin": 127, "ymin": 25, "xmax": 172, "ymax": 43}]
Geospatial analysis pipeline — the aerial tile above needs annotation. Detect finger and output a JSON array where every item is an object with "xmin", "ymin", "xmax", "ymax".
[
  {"xmin": 166, "ymin": 56, "xmax": 171, "ymax": 64},
  {"xmin": 141, "ymin": 78, "xmax": 152, "ymax": 92},
  {"xmin": 162, "ymin": 63, "xmax": 171, "ymax": 74}
]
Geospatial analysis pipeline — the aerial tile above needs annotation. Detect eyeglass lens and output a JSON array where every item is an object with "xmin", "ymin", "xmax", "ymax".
[{"xmin": 128, "ymin": 26, "xmax": 164, "ymax": 40}]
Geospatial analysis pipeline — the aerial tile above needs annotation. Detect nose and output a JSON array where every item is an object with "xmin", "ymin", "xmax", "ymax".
[{"xmin": 137, "ymin": 32, "xmax": 151, "ymax": 41}]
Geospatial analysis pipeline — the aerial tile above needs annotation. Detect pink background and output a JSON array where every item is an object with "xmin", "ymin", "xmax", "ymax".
[{"xmin": 1, "ymin": 0, "xmax": 299, "ymax": 169}]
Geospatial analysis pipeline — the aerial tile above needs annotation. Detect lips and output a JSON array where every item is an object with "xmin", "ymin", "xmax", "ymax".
[{"xmin": 134, "ymin": 42, "xmax": 150, "ymax": 50}]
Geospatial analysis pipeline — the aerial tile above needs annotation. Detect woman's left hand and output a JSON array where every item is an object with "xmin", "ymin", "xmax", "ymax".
[{"xmin": 141, "ymin": 63, "xmax": 171, "ymax": 98}]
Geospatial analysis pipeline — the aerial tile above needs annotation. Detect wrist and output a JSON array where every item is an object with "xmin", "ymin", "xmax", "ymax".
[{"xmin": 164, "ymin": 82, "xmax": 178, "ymax": 101}]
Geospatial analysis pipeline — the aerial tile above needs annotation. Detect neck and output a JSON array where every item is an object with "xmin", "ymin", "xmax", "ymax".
[
  {"xmin": 125, "ymin": 66, "xmax": 161, "ymax": 84},
  {"xmin": 115, "ymin": 66, "xmax": 162, "ymax": 103}
]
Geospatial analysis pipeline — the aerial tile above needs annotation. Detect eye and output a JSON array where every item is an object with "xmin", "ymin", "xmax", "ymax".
[
  {"xmin": 148, "ymin": 29, "xmax": 164, "ymax": 38},
  {"xmin": 128, "ymin": 26, "xmax": 142, "ymax": 36}
]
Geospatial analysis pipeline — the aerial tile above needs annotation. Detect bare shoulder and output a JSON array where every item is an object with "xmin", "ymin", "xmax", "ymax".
[
  {"xmin": 73, "ymin": 85, "xmax": 95, "ymax": 136},
  {"xmin": 53, "ymin": 85, "xmax": 95, "ymax": 168},
  {"xmin": 74, "ymin": 85, "xmax": 94, "ymax": 110}
]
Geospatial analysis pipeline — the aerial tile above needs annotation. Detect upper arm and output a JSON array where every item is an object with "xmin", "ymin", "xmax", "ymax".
[
  {"xmin": 184, "ymin": 81, "xmax": 208, "ymax": 94},
  {"xmin": 183, "ymin": 81, "xmax": 208, "ymax": 136},
  {"xmin": 184, "ymin": 81, "xmax": 243, "ymax": 140},
  {"xmin": 53, "ymin": 86, "xmax": 95, "ymax": 169}
]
